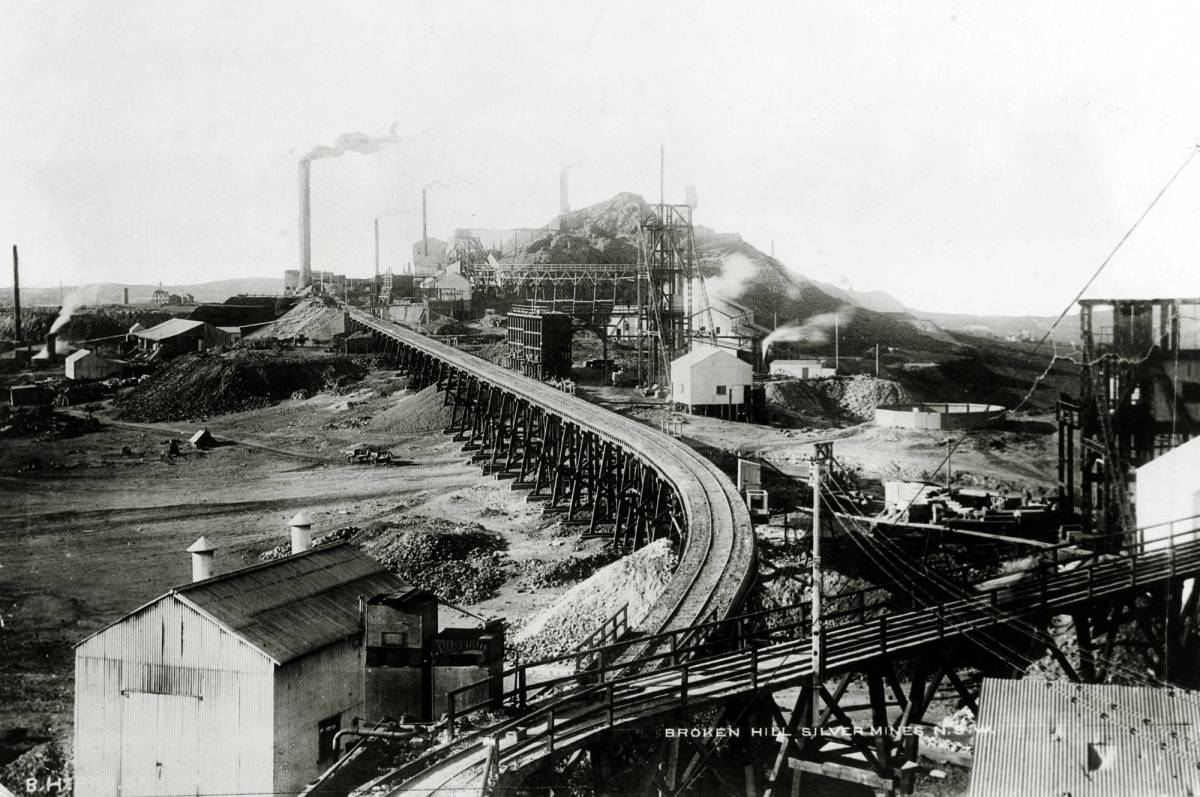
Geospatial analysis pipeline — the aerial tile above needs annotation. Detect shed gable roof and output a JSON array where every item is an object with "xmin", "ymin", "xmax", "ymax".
[{"xmin": 175, "ymin": 543, "xmax": 408, "ymax": 664}]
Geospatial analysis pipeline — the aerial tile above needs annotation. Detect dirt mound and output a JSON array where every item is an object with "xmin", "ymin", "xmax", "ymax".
[
  {"xmin": 765, "ymin": 375, "xmax": 911, "ymax": 421},
  {"xmin": 115, "ymin": 350, "xmax": 367, "ymax": 421},
  {"xmin": 245, "ymin": 297, "xmax": 344, "ymax": 343},
  {"xmin": 363, "ymin": 383, "xmax": 455, "ymax": 435},
  {"xmin": 513, "ymin": 539, "xmax": 677, "ymax": 660}
]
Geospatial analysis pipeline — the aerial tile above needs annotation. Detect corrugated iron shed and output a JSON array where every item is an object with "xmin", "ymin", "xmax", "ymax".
[
  {"xmin": 134, "ymin": 317, "xmax": 207, "ymax": 341},
  {"xmin": 969, "ymin": 677, "xmax": 1200, "ymax": 797},
  {"xmin": 175, "ymin": 542, "xmax": 407, "ymax": 664}
]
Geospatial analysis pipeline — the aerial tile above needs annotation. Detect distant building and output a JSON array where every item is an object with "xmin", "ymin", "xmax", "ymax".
[
  {"xmin": 419, "ymin": 270, "xmax": 472, "ymax": 302},
  {"xmin": 1136, "ymin": 435, "xmax": 1200, "ymax": 552},
  {"xmin": 151, "ymin": 285, "xmax": 170, "ymax": 305},
  {"xmin": 412, "ymin": 237, "xmax": 448, "ymax": 277},
  {"xmin": 970, "ymin": 677, "xmax": 1200, "ymax": 797},
  {"xmin": 133, "ymin": 318, "xmax": 224, "ymax": 357},
  {"xmin": 690, "ymin": 295, "xmax": 769, "ymax": 357},
  {"xmin": 671, "ymin": 346, "xmax": 753, "ymax": 417},
  {"xmin": 182, "ymin": 293, "xmax": 195, "ymax": 305},
  {"xmin": 65, "ymin": 349, "xmax": 125, "ymax": 381},
  {"xmin": 769, "ymin": 359, "xmax": 837, "ymax": 379}
]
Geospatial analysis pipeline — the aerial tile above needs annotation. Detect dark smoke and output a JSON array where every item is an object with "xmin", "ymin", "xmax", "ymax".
[{"xmin": 302, "ymin": 123, "xmax": 402, "ymax": 162}]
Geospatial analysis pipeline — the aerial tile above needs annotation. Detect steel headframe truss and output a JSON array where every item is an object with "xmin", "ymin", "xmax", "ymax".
[{"xmin": 638, "ymin": 204, "xmax": 700, "ymax": 385}]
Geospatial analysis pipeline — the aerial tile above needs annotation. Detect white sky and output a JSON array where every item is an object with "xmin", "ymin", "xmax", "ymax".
[{"xmin": 4, "ymin": 1, "xmax": 1200, "ymax": 315}]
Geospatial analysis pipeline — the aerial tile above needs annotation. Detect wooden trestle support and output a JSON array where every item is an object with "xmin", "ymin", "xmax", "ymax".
[{"xmin": 367, "ymin": 327, "xmax": 683, "ymax": 550}]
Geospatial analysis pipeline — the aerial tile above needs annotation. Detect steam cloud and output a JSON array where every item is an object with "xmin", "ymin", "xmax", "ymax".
[
  {"xmin": 302, "ymin": 123, "xmax": 402, "ymax": 162},
  {"xmin": 702, "ymin": 253, "xmax": 758, "ymax": 305},
  {"xmin": 49, "ymin": 285, "xmax": 104, "ymax": 334},
  {"xmin": 763, "ymin": 306, "xmax": 856, "ymax": 352}
]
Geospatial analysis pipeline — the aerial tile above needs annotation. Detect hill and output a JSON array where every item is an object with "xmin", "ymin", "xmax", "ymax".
[{"xmin": 0, "ymin": 278, "xmax": 281, "ymax": 307}]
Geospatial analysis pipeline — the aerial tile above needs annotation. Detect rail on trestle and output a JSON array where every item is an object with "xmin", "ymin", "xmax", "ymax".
[{"xmin": 377, "ymin": 517, "xmax": 1200, "ymax": 797}]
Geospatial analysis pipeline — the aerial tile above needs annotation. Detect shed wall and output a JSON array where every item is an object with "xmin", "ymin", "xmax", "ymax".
[
  {"xmin": 672, "ymin": 355, "xmax": 752, "ymax": 407},
  {"xmin": 273, "ymin": 638, "xmax": 365, "ymax": 795},
  {"xmin": 1136, "ymin": 438, "xmax": 1200, "ymax": 551},
  {"xmin": 74, "ymin": 596, "xmax": 275, "ymax": 797}
]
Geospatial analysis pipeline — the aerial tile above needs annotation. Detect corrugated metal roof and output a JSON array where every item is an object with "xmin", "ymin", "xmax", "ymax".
[
  {"xmin": 970, "ymin": 677, "xmax": 1200, "ymax": 796},
  {"xmin": 135, "ymin": 318, "xmax": 207, "ymax": 341},
  {"xmin": 173, "ymin": 543, "xmax": 409, "ymax": 664}
]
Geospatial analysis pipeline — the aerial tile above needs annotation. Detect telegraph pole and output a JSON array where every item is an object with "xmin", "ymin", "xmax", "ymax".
[
  {"xmin": 810, "ymin": 454, "xmax": 823, "ymax": 725},
  {"xmin": 834, "ymin": 311, "xmax": 840, "ymax": 371}
]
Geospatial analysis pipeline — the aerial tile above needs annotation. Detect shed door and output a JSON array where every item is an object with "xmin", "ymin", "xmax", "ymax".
[{"xmin": 120, "ymin": 692, "xmax": 200, "ymax": 796}]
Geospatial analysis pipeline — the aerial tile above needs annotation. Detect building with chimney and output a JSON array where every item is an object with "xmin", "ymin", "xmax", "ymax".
[
  {"xmin": 74, "ymin": 519, "xmax": 504, "ymax": 797},
  {"xmin": 412, "ymin": 237, "xmax": 448, "ymax": 277},
  {"xmin": 73, "ymin": 536, "xmax": 422, "ymax": 797}
]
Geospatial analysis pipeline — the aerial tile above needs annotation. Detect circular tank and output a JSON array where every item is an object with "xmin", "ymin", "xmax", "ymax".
[{"xmin": 874, "ymin": 402, "xmax": 1006, "ymax": 430}]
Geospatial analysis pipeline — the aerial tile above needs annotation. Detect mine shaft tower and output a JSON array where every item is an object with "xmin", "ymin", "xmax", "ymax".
[
  {"xmin": 1068, "ymin": 297, "xmax": 1200, "ymax": 538},
  {"xmin": 637, "ymin": 202, "xmax": 709, "ymax": 386}
]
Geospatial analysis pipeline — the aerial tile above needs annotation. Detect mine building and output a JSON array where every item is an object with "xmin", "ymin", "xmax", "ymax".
[
  {"xmin": 506, "ymin": 306, "xmax": 573, "ymax": 380},
  {"xmin": 769, "ymin": 358, "xmax": 837, "ymax": 379},
  {"xmin": 412, "ymin": 237, "xmax": 448, "ymax": 277},
  {"xmin": 1135, "ymin": 434, "xmax": 1200, "ymax": 551},
  {"xmin": 64, "ymin": 348, "xmax": 125, "ymax": 381},
  {"xmin": 74, "ymin": 527, "xmax": 504, "ymax": 797},
  {"xmin": 670, "ymin": 345, "xmax": 753, "ymax": 418},
  {"xmin": 133, "ymin": 318, "xmax": 228, "ymax": 357},
  {"xmin": 1066, "ymin": 298, "xmax": 1200, "ymax": 537},
  {"xmin": 690, "ymin": 295, "xmax": 769, "ymax": 358}
]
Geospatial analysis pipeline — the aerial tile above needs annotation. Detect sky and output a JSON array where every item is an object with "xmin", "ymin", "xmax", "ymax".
[{"xmin": 4, "ymin": 1, "xmax": 1200, "ymax": 315}]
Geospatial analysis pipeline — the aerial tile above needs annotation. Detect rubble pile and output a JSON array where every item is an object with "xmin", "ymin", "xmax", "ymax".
[
  {"xmin": 363, "ymin": 517, "xmax": 507, "ymax": 605},
  {"xmin": 515, "ymin": 549, "xmax": 620, "ymax": 589},
  {"xmin": 0, "ymin": 739, "xmax": 72, "ymax": 796},
  {"xmin": 115, "ymin": 350, "xmax": 367, "ymax": 422},
  {"xmin": 765, "ymin": 375, "xmax": 912, "ymax": 422},
  {"xmin": 0, "ymin": 406, "xmax": 99, "ymax": 439},
  {"xmin": 512, "ymin": 539, "xmax": 677, "ymax": 661},
  {"xmin": 364, "ymin": 384, "xmax": 455, "ymax": 435}
]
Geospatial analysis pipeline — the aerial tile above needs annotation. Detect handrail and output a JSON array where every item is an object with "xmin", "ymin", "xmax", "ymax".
[{"xmin": 442, "ymin": 523, "xmax": 1200, "ymax": 733}]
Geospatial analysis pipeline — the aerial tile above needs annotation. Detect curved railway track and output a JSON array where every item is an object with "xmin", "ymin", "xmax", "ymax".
[{"xmin": 341, "ymin": 309, "xmax": 757, "ymax": 794}]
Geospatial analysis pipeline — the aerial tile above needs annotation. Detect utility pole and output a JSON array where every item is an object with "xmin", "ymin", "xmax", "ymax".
[
  {"xmin": 659, "ymin": 143, "xmax": 665, "ymax": 208},
  {"xmin": 875, "ymin": 342, "xmax": 880, "ymax": 377},
  {"xmin": 834, "ymin": 311, "xmax": 840, "ymax": 371},
  {"xmin": 373, "ymin": 217, "xmax": 380, "ymax": 308},
  {"xmin": 810, "ymin": 454, "xmax": 823, "ymax": 725},
  {"xmin": 945, "ymin": 439, "xmax": 953, "ymax": 490},
  {"xmin": 11, "ymin": 245, "xmax": 21, "ymax": 345}
]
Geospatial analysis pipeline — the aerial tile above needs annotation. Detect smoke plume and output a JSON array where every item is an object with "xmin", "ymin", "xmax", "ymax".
[
  {"xmin": 49, "ymin": 285, "xmax": 104, "ymax": 334},
  {"xmin": 302, "ymin": 123, "xmax": 402, "ymax": 162},
  {"xmin": 763, "ymin": 306, "xmax": 856, "ymax": 352},
  {"xmin": 702, "ymin": 252, "xmax": 757, "ymax": 304}
]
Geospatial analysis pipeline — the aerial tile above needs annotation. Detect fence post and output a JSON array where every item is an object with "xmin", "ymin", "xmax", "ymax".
[
  {"xmin": 608, "ymin": 682, "xmax": 616, "ymax": 727},
  {"xmin": 681, "ymin": 664, "xmax": 690, "ymax": 714},
  {"xmin": 878, "ymin": 616, "xmax": 888, "ymax": 655},
  {"xmin": 518, "ymin": 667, "xmax": 527, "ymax": 712},
  {"xmin": 548, "ymin": 709, "xmax": 556, "ymax": 755},
  {"xmin": 751, "ymin": 644, "xmax": 759, "ymax": 690},
  {"xmin": 670, "ymin": 634, "xmax": 678, "ymax": 666},
  {"xmin": 447, "ymin": 691, "xmax": 456, "ymax": 741}
]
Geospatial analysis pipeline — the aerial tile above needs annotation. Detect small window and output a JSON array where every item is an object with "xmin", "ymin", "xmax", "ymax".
[
  {"xmin": 381, "ymin": 631, "xmax": 408, "ymax": 648},
  {"xmin": 318, "ymin": 713, "xmax": 341, "ymax": 764},
  {"xmin": 716, "ymin": 385, "xmax": 727, "ymax": 396}
]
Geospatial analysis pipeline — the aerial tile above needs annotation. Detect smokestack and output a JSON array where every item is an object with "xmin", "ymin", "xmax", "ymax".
[
  {"xmin": 559, "ymin": 167, "xmax": 570, "ymax": 216},
  {"xmin": 187, "ymin": 536, "xmax": 216, "ymax": 582},
  {"xmin": 44, "ymin": 333, "xmax": 57, "ymax": 363},
  {"xmin": 11, "ymin": 245, "xmax": 20, "ymax": 344},
  {"xmin": 123, "ymin": 287, "xmax": 129, "ymax": 305},
  {"xmin": 299, "ymin": 160, "xmax": 312, "ymax": 290},
  {"xmin": 422, "ymin": 188, "xmax": 428, "ymax": 257},
  {"xmin": 289, "ymin": 511, "xmax": 313, "ymax": 554}
]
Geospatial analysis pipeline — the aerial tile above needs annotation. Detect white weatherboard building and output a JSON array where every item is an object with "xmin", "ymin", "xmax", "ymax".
[
  {"xmin": 74, "ymin": 542, "xmax": 409, "ymax": 797},
  {"xmin": 1136, "ymin": 436, "xmax": 1200, "ymax": 551},
  {"xmin": 671, "ymin": 346, "xmax": 753, "ymax": 415}
]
